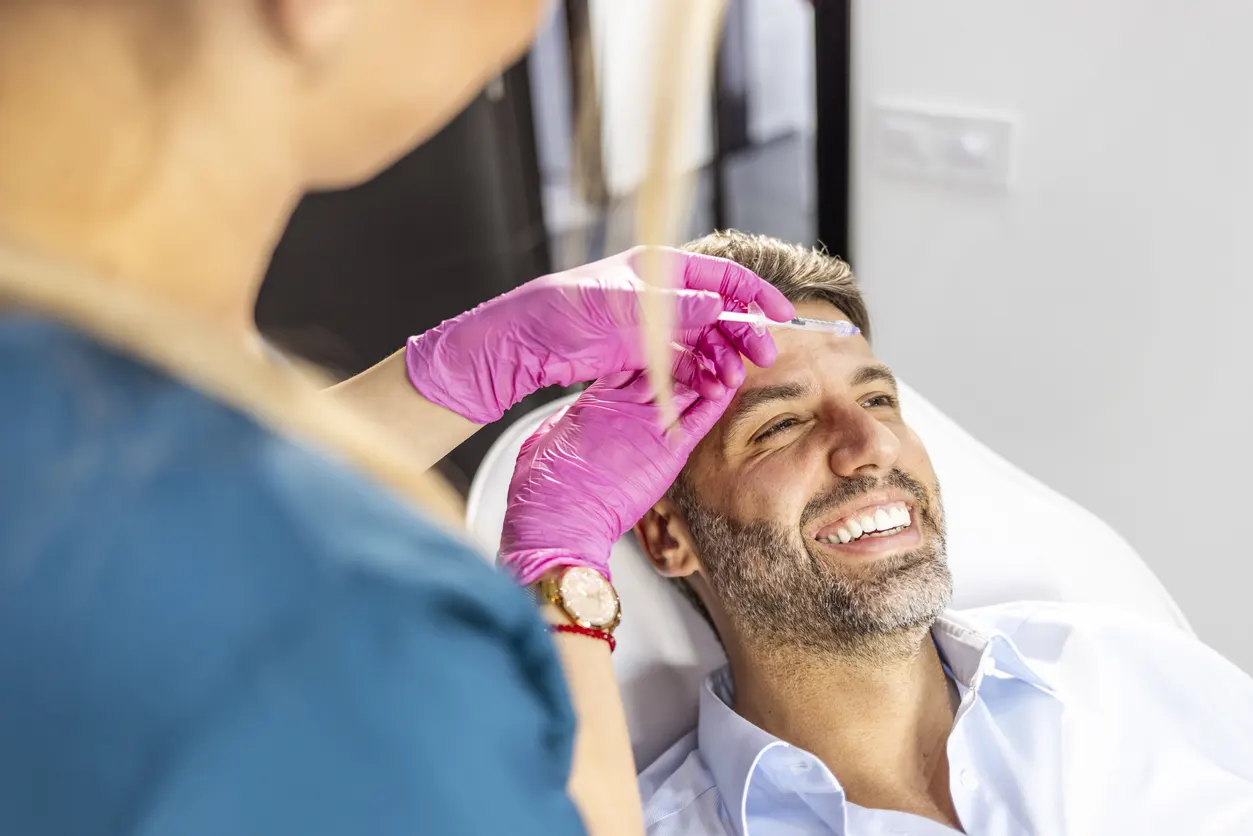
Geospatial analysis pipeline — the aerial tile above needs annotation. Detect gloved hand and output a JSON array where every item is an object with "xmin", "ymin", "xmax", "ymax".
[
  {"xmin": 499, "ymin": 360, "xmax": 734, "ymax": 585},
  {"xmin": 406, "ymin": 247, "xmax": 794, "ymax": 423}
]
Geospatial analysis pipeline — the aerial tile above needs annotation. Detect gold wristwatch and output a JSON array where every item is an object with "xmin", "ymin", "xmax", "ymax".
[{"xmin": 533, "ymin": 566, "xmax": 621, "ymax": 633}]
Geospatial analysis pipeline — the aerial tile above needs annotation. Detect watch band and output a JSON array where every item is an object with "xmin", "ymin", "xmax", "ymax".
[{"xmin": 550, "ymin": 623, "xmax": 616, "ymax": 652}]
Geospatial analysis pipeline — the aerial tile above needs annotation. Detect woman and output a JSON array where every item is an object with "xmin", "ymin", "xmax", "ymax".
[{"xmin": 0, "ymin": 1, "xmax": 793, "ymax": 834}]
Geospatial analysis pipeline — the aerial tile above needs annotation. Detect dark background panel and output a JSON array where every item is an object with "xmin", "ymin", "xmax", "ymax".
[
  {"xmin": 257, "ymin": 60, "xmax": 554, "ymax": 493},
  {"xmin": 814, "ymin": 0, "xmax": 853, "ymax": 260}
]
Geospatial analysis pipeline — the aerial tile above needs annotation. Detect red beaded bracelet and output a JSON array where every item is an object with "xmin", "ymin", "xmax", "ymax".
[{"xmin": 551, "ymin": 623, "xmax": 616, "ymax": 652}]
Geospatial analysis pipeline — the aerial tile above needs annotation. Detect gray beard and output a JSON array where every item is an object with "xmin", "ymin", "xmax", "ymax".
[{"xmin": 671, "ymin": 469, "xmax": 953, "ymax": 659}]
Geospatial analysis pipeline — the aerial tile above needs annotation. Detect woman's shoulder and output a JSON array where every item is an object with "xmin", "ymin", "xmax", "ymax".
[
  {"xmin": 0, "ymin": 313, "xmax": 541, "ymax": 639},
  {"xmin": 2, "ymin": 316, "xmax": 499, "ymax": 579},
  {"xmin": 0, "ymin": 317, "xmax": 578, "ymax": 834}
]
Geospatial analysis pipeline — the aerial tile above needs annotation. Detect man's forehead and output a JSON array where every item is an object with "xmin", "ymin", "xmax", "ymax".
[
  {"xmin": 682, "ymin": 300, "xmax": 892, "ymax": 494},
  {"xmin": 690, "ymin": 300, "xmax": 889, "ymax": 455},
  {"xmin": 739, "ymin": 300, "xmax": 879, "ymax": 391}
]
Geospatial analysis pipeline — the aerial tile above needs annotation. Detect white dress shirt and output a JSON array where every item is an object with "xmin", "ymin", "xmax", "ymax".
[{"xmin": 638, "ymin": 602, "xmax": 1253, "ymax": 835}]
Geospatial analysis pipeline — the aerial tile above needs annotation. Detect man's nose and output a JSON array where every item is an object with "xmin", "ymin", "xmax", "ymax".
[{"xmin": 826, "ymin": 406, "xmax": 900, "ymax": 479}]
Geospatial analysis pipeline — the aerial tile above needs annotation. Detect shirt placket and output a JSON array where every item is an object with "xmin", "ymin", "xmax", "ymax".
[
  {"xmin": 945, "ymin": 652, "xmax": 996, "ymax": 834},
  {"xmin": 948, "ymin": 651, "xmax": 1064, "ymax": 835}
]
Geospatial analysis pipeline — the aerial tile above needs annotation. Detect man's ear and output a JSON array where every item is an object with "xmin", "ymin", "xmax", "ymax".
[
  {"xmin": 634, "ymin": 496, "xmax": 703, "ymax": 579},
  {"xmin": 261, "ymin": 0, "xmax": 356, "ymax": 58}
]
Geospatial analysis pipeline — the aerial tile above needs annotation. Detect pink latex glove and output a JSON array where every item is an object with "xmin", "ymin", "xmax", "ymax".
[
  {"xmin": 406, "ymin": 247, "xmax": 794, "ymax": 423},
  {"xmin": 499, "ymin": 360, "xmax": 734, "ymax": 585}
]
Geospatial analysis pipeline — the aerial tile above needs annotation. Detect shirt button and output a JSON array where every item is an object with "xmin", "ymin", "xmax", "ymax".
[
  {"xmin": 959, "ymin": 769, "xmax": 980, "ymax": 790},
  {"xmin": 982, "ymin": 656, "xmax": 997, "ymax": 676}
]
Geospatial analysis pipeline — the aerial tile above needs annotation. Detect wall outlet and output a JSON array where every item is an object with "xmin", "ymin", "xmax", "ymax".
[{"xmin": 867, "ymin": 104, "xmax": 1017, "ymax": 188}]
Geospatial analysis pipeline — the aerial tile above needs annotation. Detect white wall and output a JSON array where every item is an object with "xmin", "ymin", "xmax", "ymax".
[
  {"xmin": 589, "ymin": 0, "xmax": 715, "ymax": 198},
  {"xmin": 573, "ymin": 0, "xmax": 812, "ymax": 199},
  {"xmin": 854, "ymin": 0, "xmax": 1253, "ymax": 671},
  {"xmin": 743, "ymin": 0, "xmax": 815, "ymax": 144}
]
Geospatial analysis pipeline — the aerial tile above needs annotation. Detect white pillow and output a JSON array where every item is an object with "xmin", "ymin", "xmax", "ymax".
[{"xmin": 466, "ymin": 382, "xmax": 1191, "ymax": 768}]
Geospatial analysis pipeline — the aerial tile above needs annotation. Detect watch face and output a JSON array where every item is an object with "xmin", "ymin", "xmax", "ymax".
[{"xmin": 559, "ymin": 567, "xmax": 619, "ymax": 628}]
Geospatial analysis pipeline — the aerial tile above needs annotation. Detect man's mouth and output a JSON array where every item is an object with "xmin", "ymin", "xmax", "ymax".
[{"xmin": 812, "ymin": 501, "xmax": 913, "ymax": 545}]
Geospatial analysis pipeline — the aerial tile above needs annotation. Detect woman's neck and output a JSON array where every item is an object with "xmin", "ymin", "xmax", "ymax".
[{"xmin": 0, "ymin": 5, "xmax": 301, "ymax": 334}]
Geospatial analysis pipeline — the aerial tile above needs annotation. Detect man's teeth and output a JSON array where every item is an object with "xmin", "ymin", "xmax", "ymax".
[{"xmin": 822, "ymin": 506, "xmax": 912, "ymax": 544}]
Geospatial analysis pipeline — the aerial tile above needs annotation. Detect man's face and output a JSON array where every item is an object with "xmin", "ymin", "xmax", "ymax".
[{"xmin": 663, "ymin": 300, "xmax": 952, "ymax": 652}]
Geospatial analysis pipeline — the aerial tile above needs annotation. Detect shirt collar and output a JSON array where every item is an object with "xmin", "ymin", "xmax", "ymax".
[
  {"xmin": 699, "ymin": 666, "xmax": 820, "ymax": 836},
  {"xmin": 933, "ymin": 609, "xmax": 1057, "ymax": 696},
  {"xmin": 700, "ymin": 667, "xmax": 774, "ymax": 782},
  {"xmin": 697, "ymin": 612, "xmax": 1058, "ymax": 836}
]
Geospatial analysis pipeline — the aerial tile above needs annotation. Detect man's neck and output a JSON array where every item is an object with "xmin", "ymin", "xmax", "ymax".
[{"xmin": 727, "ymin": 626, "xmax": 961, "ymax": 826}]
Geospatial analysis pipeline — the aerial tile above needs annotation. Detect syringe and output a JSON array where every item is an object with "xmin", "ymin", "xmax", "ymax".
[{"xmin": 717, "ymin": 308, "xmax": 860, "ymax": 338}]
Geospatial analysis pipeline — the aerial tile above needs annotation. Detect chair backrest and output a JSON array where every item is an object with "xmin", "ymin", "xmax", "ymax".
[{"xmin": 466, "ymin": 382, "xmax": 1191, "ymax": 768}]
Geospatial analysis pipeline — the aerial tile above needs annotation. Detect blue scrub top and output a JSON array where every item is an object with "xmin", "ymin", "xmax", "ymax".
[{"xmin": 0, "ymin": 316, "xmax": 586, "ymax": 836}]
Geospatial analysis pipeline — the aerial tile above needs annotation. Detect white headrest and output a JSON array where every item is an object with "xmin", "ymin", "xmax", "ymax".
[{"xmin": 466, "ymin": 383, "xmax": 1191, "ymax": 768}]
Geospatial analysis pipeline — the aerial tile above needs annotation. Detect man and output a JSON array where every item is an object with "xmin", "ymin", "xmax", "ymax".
[{"xmin": 629, "ymin": 231, "xmax": 1253, "ymax": 834}]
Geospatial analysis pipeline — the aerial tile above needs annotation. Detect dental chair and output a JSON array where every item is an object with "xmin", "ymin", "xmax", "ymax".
[{"xmin": 466, "ymin": 383, "xmax": 1192, "ymax": 769}]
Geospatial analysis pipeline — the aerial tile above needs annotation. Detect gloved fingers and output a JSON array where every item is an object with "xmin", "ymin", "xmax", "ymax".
[
  {"xmin": 597, "ymin": 370, "xmax": 642, "ymax": 391},
  {"xmin": 670, "ymin": 384, "xmax": 703, "ymax": 418},
  {"xmin": 676, "ymin": 386, "xmax": 735, "ymax": 440},
  {"xmin": 516, "ymin": 404, "xmax": 574, "ymax": 458},
  {"xmin": 604, "ymin": 348, "xmax": 722, "ymax": 404},
  {"xmin": 671, "ymin": 345, "xmax": 727, "ymax": 401},
  {"xmin": 717, "ymin": 320, "xmax": 780, "ymax": 369},
  {"xmin": 593, "ymin": 285, "xmax": 723, "ymax": 330},
  {"xmin": 536, "ymin": 404, "xmax": 573, "ymax": 434},
  {"xmin": 686, "ymin": 326, "xmax": 747, "ymax": 388},
  {"xmin": 679, "ymin": 251, "xmax": 796, "ymax": 323},
  {"xmin": 672, "ymin": 288, "xmax": 728, "ymax": 328}
]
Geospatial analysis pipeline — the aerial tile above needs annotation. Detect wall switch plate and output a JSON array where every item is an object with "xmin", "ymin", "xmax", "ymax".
[{"xmin": 867, "ymin": 104, "xmax": 1017, "ymax": 188}]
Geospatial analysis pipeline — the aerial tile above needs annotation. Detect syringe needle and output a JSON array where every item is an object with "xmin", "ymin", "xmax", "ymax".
[
  {"xmin": 716, "ymin": 311, "xmax": 760, "ymax": 324},
  {"xmin": 716, "ymin": 310, "xmax": 860, "ymax": 337}
]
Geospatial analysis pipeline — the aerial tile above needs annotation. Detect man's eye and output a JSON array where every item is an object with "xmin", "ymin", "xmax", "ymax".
[
  {"xmin": 862, "ymin": 394, "xmax": 898, "ymax": 409},
  {"xmin": 754, "ymin": 418, "xmax": 798, "ymax": 442}
]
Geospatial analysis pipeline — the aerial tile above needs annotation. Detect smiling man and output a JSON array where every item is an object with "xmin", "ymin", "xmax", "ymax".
[{"xmin": 632, "ymin": 231, "xmax": 1253, "ymax": 835}]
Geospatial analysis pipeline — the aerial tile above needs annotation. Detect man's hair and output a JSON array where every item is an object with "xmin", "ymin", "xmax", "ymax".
[
  {"xmin": 684, "ymin": 230, "xmax": 871, "ymax": 341},
  {"xmin": 667, "ymin": 231, "xmax": 871, "ymax": 628}
]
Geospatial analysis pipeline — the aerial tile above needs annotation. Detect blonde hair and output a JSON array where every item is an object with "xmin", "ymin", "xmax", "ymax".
[{"xmin": 595, "ymin": 0, "xmax": 728, "ymax": 424}]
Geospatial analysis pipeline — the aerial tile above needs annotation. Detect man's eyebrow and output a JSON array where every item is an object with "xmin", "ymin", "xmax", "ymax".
[
  {"xmin": 851, "ymin": 364, "xmax": 898, "ymax": 390},
  {"xmin": 723, "ymin": 382, "xmax": 813, "ymax": 440}
]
